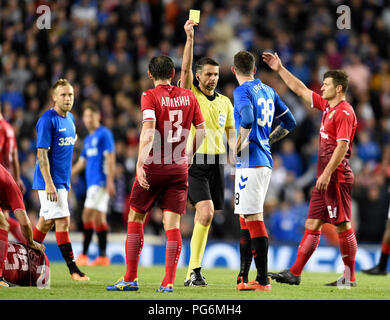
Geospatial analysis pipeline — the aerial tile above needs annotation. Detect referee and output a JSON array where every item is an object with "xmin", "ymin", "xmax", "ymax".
[{"xmin": 181, "ymin": 20, "xmax": 235, "ymax": 286}]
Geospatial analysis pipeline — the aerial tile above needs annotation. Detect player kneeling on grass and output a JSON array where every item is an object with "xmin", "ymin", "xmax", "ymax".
[
  {"xmin": 1, "ymin": 241, "xmax": 49, "ymax": 287},
  {"xmin": 0, "ymin": 164, "xmax": 45, "ymax": 287},
  {"xmin": 106, "ymin": 56, "xmax": 205, "ymax": 293}
]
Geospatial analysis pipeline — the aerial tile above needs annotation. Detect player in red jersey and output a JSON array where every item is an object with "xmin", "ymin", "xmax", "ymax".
[
  {"xmin": 0, "ymin": 164, "xmax": 45, "ymax": 287},
  {"xmin": 106, "ymin": 56, "xmax": 205, "ymax": 293},
  {"xmin": 263, "ymin": 52, "xmax": 358, "ymax": 287},
  {"xmin": 0, "ymin": 110, "xmax": 27, "ymax": 244},
  {"xmin": 2, "ymin": 241, "xmax": 49, "ymax": 287}
]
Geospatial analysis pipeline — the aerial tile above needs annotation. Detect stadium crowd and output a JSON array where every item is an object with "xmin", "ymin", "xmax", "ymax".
[{"xmin": 0, "ymin": 0, "xmax": 390, "ymax": 244}]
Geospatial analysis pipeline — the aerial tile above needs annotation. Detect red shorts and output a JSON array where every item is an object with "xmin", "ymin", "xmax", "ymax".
[
  {"xmin": 307, "ymin": 182, "xmax": 352, "ymax": 224},
  {"xmin": 129, "ymin": 171, "xmax": 188, "ymax": 215}
]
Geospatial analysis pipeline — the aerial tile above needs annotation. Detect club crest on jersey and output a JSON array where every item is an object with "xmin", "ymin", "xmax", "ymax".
[
  {"xmin": 218, "ymin": 113, "xmax": 226, "ymax": 127},
  {"xmin": 328, "ymin": 110, "xmax": 336, "ymax": 119}
]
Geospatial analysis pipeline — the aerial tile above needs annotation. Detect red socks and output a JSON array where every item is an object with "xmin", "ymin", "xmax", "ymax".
[
  {"xmin": 33, "ymin": 227, "xmax": 47, "ymax": 243},
  {"xmin": 0, "ymin": 229, "xmax": 8, "ymax": 277},
  {"xmin": 56, "ymin": 231, "xmax": 71, "ymax": 245},
  {"xmin": 96, "ymin": 223, "xmax": 109, "ymax": 233},
  {"xmin": 246, "ymin": 220, "xmax": 268, "ymax": 238},
  {"xmin": 161, "ymin": 228, "xmax": 182, "ymax": 286},
  {"xmin": 7, "ymin": 217, "xmax": 26, "ymax": 244},
  {"xmin": 290, "ymin": 229, "xmax": 321, "ymax": 276},
  {"xmin": 382, "ymin": 242, "xmax": 390, "ymax": 254},
  {"xmin": 124, "ymin": 222, "xmax": 144, "ymax": 282},
  {"xmin": 338, "ymin": 228, "xmax": 357, "ymax": 282}
]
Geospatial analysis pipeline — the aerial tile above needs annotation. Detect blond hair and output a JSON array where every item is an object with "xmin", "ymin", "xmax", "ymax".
[{"xmin": 52, "ymin": 78, "xmax": 72, "ymax": 93}]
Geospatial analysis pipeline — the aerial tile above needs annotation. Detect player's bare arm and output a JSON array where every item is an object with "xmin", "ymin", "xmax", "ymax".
[
  {"xmin": 180, "ymin": 20, "xmax": 198, "ymax": 89},
  {"xmin": 235, "ymin": 126, "xmax": 251, "ymax": 156},
  {"xmin": 269, "ymin": 126, "xmax": 289, "ymax": 145},
  {"xmin": 262, "ymin": 52, "xmax": 312, "ymax": 104},
  {"xmin": 136, "ymin": 121, "xmax": 156, "ymax": 190},
  {"xmin": 316, "ymin": 140, "xmax": 349, "ymax": 192},
  {"xmin": 106, "ymin": 152, "xmax": 116, "ymax": 197},
  {"xmin": 11, "ymin": 148, "xmax": 25, "ymax": 193},
  {"xmin": 188, "ymin": 122, "xmax": 206, "ymax": 167},
  {"xmin": 13, "ymin": 208, "xmax": 45, "ymax": 253},
  {"xmin": 37, "ymin": 148, "xmax": 57, "ymax": 202}
]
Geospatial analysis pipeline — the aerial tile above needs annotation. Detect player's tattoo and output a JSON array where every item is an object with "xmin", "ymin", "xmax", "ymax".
[
  {"xmin": 37, "ymin": 148, "xmax": 50, "ymax": 168},
  {"xmin": 269, "ymin": 126, "xmax": 289, "ymax": 145}
]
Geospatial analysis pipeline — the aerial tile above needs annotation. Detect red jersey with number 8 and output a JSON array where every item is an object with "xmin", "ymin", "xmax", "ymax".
[
  {"xmin": 3, "ymin": 242, "xmax": 50, "ymax": 287},
  {"xmin": 141, "ymin": 84, "xmax": 204, "ymax": 174}
]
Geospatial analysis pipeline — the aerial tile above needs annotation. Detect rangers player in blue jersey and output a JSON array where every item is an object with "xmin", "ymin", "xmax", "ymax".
[
  {"xmin": 72, "ymin": 104, "xmax": 115, "ymax": 267},
  {"xmin": 32, "ymin": 79, "xmax": 89, "ymax": 281},
  {"xmin": 231, "ymin": 51, "xmax": 296, "ymax": 291}
]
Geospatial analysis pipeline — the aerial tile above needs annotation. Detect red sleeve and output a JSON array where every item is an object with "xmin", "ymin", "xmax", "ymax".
[
  {"xmin": 311, "ymin": 91, "xmax": 328, "ymax": 111},
  {"xmin": 192, "ymin": 94, "xmax": 205, "ymax": 126},
  {"xmin": 141, "ymin": 91, "xmax": 156, "ymax": 122},
  {"xmin": 6, "ymin": 179, "xmax": 25, "ymax": 211},
  {"xmin": 334, "ymin": 107, "xmax": 355, "ymax": 142}
]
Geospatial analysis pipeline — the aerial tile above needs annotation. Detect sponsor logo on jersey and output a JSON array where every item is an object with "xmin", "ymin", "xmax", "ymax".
[
  {"xmin": 218, "ymin": 113, "xmax": 227, "ymax": 127},
  {"xmin": 320, "ymin": 125, "xmax": 328, "ymax": 139},
  {"xmin": 86, "ymin": 148, "xmax": 98, "ymax": 157},
  {"xmin": 58, "ymin": 136, "xmax": 76, "ymax": 146}
]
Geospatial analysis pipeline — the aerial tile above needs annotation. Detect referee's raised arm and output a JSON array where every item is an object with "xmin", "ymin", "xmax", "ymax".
[{"xmin": 180, "ymin": 20, "xmax": 198, "ymax": 89}]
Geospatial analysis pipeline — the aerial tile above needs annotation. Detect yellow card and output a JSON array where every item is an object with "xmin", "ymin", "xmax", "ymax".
[{"xmin": 189, "ymin": 9, "xmax": 200, "ymax": 23}]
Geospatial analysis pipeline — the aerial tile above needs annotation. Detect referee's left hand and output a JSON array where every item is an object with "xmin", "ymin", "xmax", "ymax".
[{"xmin": 136, "ymin": 164, "xmax": 150, "ymax": 190}]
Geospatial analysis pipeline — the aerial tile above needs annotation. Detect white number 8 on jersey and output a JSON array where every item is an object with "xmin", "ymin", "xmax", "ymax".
[{"xmin": 257, "ymin": 98, "xmax": 275, "ymax": 127}]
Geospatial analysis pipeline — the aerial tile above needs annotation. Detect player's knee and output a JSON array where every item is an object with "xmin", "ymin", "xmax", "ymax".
[
  {"xmin": 334, "ymin": 221, "xmax": 351, "ymax": 233},
  {"xmin": 197, "ymin": 211, "xmax": 213, "ymax": 226},
  {"xmin": 305, "ymin": 219, "xmax": 323, "ymax": 231},
  {"xmin": 128, "ymin": 210, "xmax": 146, "ymax": 224},
  {"xmin": 195, "ymin": 203, "xmax": 214, "ymax": 225},
  {"xmin": 55, "ymin": 217, "xmax": 70, "ymax": 231}
]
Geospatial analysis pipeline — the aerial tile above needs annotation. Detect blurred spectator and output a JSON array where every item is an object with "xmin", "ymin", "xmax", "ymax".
[
  {"xmin": 277, "ymin": 139, "xmax": 303, "ymax": 177},
  {"xmin": 356, "ymin": 129, "xmax": 381, "ymax": 163}
]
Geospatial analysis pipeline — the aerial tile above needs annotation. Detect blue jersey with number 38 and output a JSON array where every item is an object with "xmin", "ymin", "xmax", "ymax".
[{"xmin": 233, "ymin": 79, "xmax": 289, "ymax": 169}]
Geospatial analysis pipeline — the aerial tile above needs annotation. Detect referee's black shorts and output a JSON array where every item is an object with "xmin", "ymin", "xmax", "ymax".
[{"xmin": 188, "ymin": 154, "xmax": 225, "ymax": 210}]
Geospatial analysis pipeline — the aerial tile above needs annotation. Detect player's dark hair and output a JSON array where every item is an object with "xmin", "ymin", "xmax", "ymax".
[
  {"xmin": 52, "ymin": 78, "xmax": 72, "ymax": 92},
  {"xmin": 234, "ymin": 51, "xmax": 255, "ymax": 76},
  {"xmin": 323, "ymin": 70, "xmax": 349, "ymax": 93},
  {"xmin": 82, "ymin": 103, "xmax": 100, "ymax": 114},
  {"xmin": 148, "ymin": 56, "xmax": 174, "ymax": 80},
  {"xmin": 195, "ymin": 57, "xmax": 219, "ymax": 74}
]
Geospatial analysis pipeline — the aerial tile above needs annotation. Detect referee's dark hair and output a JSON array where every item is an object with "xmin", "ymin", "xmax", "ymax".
[
  {"xmin": 148, "ymin": 56, "xmax": 175, "ymax": 80},
  {"xmin": 234, "ymin": 51, "xmax": 256, "ymax": 76},
  {"xmin": 195, "ymin": 57, "xmax": 219, "ymax": 74}
]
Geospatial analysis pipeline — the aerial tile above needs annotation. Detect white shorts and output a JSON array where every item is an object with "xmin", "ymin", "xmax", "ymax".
[
  {"xmin": 84, "ymin": 185, "xmax": 109, "ymax": 213},
  {"xmin": 38, "ymin": 189, "xmax": 70, "ymax": 220},
  {"xmin": 234, "ymin": 167, "xmax": 272, "ymax": 215}
]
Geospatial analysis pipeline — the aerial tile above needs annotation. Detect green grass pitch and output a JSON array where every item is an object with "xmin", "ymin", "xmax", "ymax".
[{"xmin": 0, "ymin": 263, "xmax": 389, "ymax": 300}]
